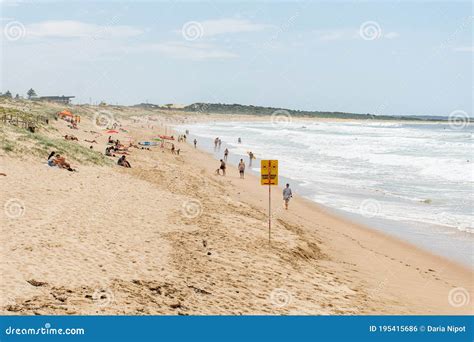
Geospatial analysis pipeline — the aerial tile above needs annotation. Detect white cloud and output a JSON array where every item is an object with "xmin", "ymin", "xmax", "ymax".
[
  {"xmin": 25, "ymin": 20, "xmax": 143, "ymax": 39},
  {"xmin": 312, "ymin": 29, "xmax": 348, "ymax": 41},
  {"xmin": 132, "ymin": 42, "xmax": 238, "ymax": 60},
  {"xmin": 453, "ymin": 46, "xmax": 474, "ymax": 52},
  {"xmin": 178, "ymin": 18, "xmax": 268, "ymax": 38},
  {"xmin": 0, "ymin": 0, "xmax": 22, "ymax": 7},
  {"xmin": 313, "ymin": 29, "xmax": 400, "ymax": 41}
]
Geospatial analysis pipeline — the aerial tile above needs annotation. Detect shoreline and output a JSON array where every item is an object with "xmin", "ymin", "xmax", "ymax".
[
  {"xmin": 172, "ymin": 125, "xmax": 473, "ymax": 314},
  {"xmin": 0, "ymin": 113, "xmax": 472, "ymax": 315},
  {"xmin": 174, "ymin": 122, "xmax": 473, "ymax": 269}
]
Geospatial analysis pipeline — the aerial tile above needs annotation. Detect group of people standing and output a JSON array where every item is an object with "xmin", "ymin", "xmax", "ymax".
[
  {"xmin": 214, "ymin": 137, "xmax": 222, "ymax": 150},
  {"xmin": 214, "ymin": 137, "xmax": 244, "ymax": 178},
  {"xmin": 216, "ymin": 157, "xmax": 246, "ymax": 179},
  {"xmin": 197, "ymin": 134, "xmax": 293, "ymax": 209}
]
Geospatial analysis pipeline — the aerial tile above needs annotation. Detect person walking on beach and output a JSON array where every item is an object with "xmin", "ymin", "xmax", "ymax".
[
  {"xmin": 224, "ymin": 148, "xmax": 229, "ymax": 161},
  {"xmin": 283, "ymin": 184, "xmax": 292, "ymax": 210},
  {"xmin": 216, "ymin": 159, "xmax": 226, "ymax": 176},
  {"xmin": 238, "ymin": 159, "xmax": 245, "ymax": 179},
  {"xmin": 214, "ymin": 137, "xmax": 219, "ymax": 150},
  {"xmin": 218, "ymin": 139, "xmax": 222, "ymax": 149},
  {"xmin": 193, "ymin": 139, "xmax": 197, "ymax": 148},
  {"xmin": 248, "ymin": 151, "xmax": 254, "ymax": 167}
]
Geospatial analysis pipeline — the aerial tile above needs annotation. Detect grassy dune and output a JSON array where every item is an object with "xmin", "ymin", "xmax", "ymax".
[{"xmin": 0, "ymin": 100, "xmax": 113, "ymax": 166}]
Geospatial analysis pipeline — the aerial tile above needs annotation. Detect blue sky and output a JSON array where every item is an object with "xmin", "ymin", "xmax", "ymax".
[{"xmin": 1, "ymin": 0, "xmax": 472, "ymax": 116}]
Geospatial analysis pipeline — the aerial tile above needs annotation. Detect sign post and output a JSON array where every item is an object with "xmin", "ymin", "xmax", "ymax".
[{"xmin": 261, "ymin": 160, "xmax": 278, "ymax": 244}]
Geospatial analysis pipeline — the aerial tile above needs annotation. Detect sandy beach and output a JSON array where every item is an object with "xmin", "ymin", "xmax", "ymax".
[{"xmin": 0, "ymin": 108, "xmax": 472, "ymax": 315}]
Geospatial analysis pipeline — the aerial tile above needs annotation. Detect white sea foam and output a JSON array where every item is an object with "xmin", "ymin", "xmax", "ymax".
[{"xmin": 178, "ymin": 120, "xmax": 474, "ymax": 235}]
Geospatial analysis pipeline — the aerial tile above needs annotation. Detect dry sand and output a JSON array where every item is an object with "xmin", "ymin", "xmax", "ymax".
[{"xmin": 0, "ymin": 114, "xmax": 472, "ymax": 315}]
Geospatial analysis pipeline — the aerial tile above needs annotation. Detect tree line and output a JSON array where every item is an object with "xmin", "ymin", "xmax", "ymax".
[{"xmin": 0, "ymin": 88, "xmax": 37, "ymax": 100}]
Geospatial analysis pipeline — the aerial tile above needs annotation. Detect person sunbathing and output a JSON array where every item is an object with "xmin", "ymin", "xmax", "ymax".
[
  {"xmin": 54, "ymin": 154, "xmax": 67, "ymax": 167},
  {"xmin": 47, "ymin": 151, "xmax": 57, "ymax": 166},
  {"xmin": 105, "ymin": 146, "xmax": 115, "ymax": 157},
  {"xmin": 114, "ymin": 140, "xmax": 128, "ymax": 150},
  {"xmin": 85, "ymin": 139, "xmax": 98, "ymax": 143},
  {"xmin": 113, "ymin": 141, "xmax": 129, "ymax": 151},
  {"xmin": 64, "ymin": 135, "xmax": 78, "ymax": 141},
  {"xmin": 54, "ymin": 154, "xmax": 76, "ymax": 172},
  {"xmin": 114, "ymin": 145, "xmax": 129, "ymax": 152},
  {"xmin": 117, "ymin": 155, "xmax": 131, "ymax": 168}
]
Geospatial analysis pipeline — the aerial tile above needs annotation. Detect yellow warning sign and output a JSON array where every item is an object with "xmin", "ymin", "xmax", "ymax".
[{"xmin": 261, "ymin": 160, "xmax": 278, "ymax": 185}]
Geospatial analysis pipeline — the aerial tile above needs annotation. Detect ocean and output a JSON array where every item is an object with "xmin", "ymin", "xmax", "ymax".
[{"xmin": 176, "ymin": 119, "xmax": 473, "ymax": 267}]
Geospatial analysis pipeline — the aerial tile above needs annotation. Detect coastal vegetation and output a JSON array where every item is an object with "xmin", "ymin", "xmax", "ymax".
[{"xmin": 182, "ymin": 103, "xmax": 440, "ymax": 121}]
